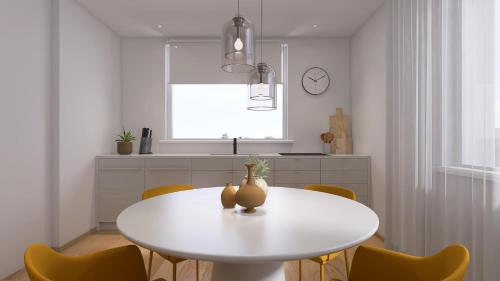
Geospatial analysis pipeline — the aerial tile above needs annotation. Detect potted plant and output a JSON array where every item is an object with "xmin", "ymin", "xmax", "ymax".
[
  {"xmin": 115, "ymin": 129, "xmax": 136, "ymax": 155},
  {"xmin": 241, "ymin": 155, "xmax": 270, "ymax": 194}
]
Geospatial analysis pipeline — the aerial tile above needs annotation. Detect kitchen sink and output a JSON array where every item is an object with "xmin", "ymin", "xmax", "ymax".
[{"xmin": 278, "ymin": 153, "xmax": 329, "ymax": 156}]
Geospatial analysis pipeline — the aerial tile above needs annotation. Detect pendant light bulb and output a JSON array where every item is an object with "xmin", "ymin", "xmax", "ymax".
[{"xmin": 234, "ymin": 38, "xmax": 244, "ymax": 51}]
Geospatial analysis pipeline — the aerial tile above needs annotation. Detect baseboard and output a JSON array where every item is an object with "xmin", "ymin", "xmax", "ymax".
[
  {"xmin": 53, "ymin": 227, "xmax": 97, "ymax": 252},
  {"xmin": 375, "ymin": 232, "xmax": 385, "ymax": 242}
]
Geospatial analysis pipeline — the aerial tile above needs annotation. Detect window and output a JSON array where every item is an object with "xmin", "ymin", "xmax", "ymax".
[
  {"xmin": 165, "ymin": 41, "xmax": 288, "ymax": 140},
  {"xmin": 460, "ymin": 0, "xmax": 500, "ymax": 168},
  {"xmin": 169, "ymin": 84, "xmax": 284, "ymax": 139}
]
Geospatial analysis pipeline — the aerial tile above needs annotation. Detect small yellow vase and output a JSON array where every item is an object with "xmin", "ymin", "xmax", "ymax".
[{"xmin": 221, "ymin": 182, "xmax": 237, "ymax": 208}]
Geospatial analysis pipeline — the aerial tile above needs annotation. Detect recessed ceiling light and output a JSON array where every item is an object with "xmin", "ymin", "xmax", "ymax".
[
  {"xmin": 312, "ymin": 24, "xmax": 318, "ymax": 28},
  {"xmin": 174, "ymin": 45, "xmax": 178, "ymax": 49},
  {"xmin": 157, "ymin": 24, "xmax": 163, "ymax": 29}
]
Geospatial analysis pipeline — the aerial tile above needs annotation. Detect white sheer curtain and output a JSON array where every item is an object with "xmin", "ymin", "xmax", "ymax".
[{"xmin": 387, "ymin": 0, "xmax": 500, "ymax": 280}]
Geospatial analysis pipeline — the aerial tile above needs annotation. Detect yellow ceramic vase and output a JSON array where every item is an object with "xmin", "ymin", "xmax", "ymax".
[
  {"xmin": 235, "ymin": 164, "xmax": 266, "ymax": 212},
  {"xmin": 221, "ymin": 182, "xmax": 237, "ymax": 208}
]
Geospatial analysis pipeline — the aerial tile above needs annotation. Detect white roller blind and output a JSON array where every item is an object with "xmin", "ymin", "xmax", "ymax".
[{"xmin": 168, "ymin": 41, "xmax": 282, "ymax": 84}]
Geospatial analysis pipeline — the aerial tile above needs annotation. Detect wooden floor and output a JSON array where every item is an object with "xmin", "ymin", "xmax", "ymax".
[{"xmin": 4, "ymin": 232, "xmax": 383, "ymax": 281}]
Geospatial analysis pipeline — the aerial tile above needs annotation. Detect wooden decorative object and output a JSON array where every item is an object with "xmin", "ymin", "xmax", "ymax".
[
  {"xmin": 329, "ymin": 108, "xmax": 353, "ymax": 154},
  {"xmin": 221, "ymin": 183, "xmax": 237, "ymax": 208},
  {"xmin": 235, "ymin": 164, "xmax": 266, "ymax": 213}
]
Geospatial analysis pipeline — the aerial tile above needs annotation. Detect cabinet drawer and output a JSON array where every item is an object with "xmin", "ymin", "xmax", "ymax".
[
  {"xmin": 192, "ymin": 171, "xmax": 233, "ymax": 188},
  {"xmin": 145, "ymin": 170, "xmax": 191, "ymax": 189},
  {"xmin": 321, "ymin": 171, "xmax": 368, "ymax": 184},
  {"xmin": 232, "ymin": 171, "xmax": 275, "ymax": 186},
  {"xmin": 192, "ymin": 158, "xmax": 233, "ymax": 171},
  {"xmin": 275, "ymin": 171, "xmax": 320, "ymax": 183},
  {"xmin": 146, "ymin": 158, "xmax": 190, "ymax": 170},
  {"xmin": 99, "ymin": 158, "xmax": 144, "ymax": 170},
  {"xmin": 275, "ymin": 158, "xmax": 320, "ymax": 171},
  {"xmin": 321, "ymin": 158, "xmax": 369, "ymax": 171},
  {"xmin": 232, "ymin": 158, "xmax": 274, "ymax": 171}
]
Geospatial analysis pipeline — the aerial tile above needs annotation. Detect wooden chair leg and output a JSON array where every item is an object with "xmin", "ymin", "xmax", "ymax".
[
  {"xmin": 147, "ymin": 250, "xmax": 154, "ymax": 281},
  {"xmin": 172, "ymin": 262, "xmax": 177, "ymax": 281},
  {"xmin": 320, "ymin": 263, "xmax": 325, "ymax": 281},
  {"xmin": 343, "ymin": 249, "xmax": 350, "ymax": 278},
  {"xmin": 298, "ymin": 260, "xmax": 302, "ymax": 281},
  {"xmin": 196, "ymin": 260, "xmax": 200, "ymax": 281}
]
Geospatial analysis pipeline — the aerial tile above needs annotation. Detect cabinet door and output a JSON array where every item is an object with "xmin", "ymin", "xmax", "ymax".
[
  {"xmin": 98, "ymin": 159, "xmax": 144, "ymax": 222},
  {"xmin": 145, "ymin": 158, "xmax": 191, "ymax": 188},
  {"xmin": 192, "ymin": 171, "xmax": 233, "ymax": 188},
  {"xmin": 321, "ymin": 170, "xmax": 368, "ymax": 184},
  {"xmin": 321, "ymin": 158, "xmax": 369, "ymax": 171},
  {"xmin": 275, "ymin": 158, "xmax": 320, "ymax": 171},
  {"xmin": 275, "ymin": 171, "xmax": 321, "ymax": 184}
]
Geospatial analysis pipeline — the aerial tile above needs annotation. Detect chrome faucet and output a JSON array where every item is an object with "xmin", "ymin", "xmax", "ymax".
[{"xmin": 233, "ymin": 138, "xmax": 237, "ymax": 155}]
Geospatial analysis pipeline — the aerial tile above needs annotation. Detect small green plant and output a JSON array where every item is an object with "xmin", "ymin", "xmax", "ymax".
[
  {"xmin": 247, "ymin": 155, "xmax": 270, "ymax": 178},
  {"xmin": 115, "ymin": 128, "xmax": 136, "ymax": 143}
]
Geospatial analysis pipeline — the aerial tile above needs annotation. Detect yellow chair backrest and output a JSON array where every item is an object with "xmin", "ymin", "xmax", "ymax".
[
  {"xmin": 25, "ymin": 244, "xmax": 148, "ymax": 281},
  {"xmin": 348, "ymin": 244, "xmax": 469, "ymax": 281},
  {"xmin": 142, "ymin": 184, "xmax": 193, "ymax": 200},
  {"xmin": 304, "ymin": 184, "xmax": 356, "ymax": 201}
]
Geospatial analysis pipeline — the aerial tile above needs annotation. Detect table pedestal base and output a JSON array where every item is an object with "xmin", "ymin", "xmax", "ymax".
[{"xmin": 211, "ymin": 262, "xmax": 285, "ymax": 281}]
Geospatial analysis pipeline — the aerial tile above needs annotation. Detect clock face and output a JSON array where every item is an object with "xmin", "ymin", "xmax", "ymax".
[{"xmin": 302, "ymin": 67, "xmax": 331, "ymax": 95}]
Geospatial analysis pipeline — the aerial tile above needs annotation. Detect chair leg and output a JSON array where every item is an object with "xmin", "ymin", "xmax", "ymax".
[
  {"xmin": 343, "ymin": 250, "xmax": 350, "ymax": 278},
  {"xmin": 196, "ymin": 260, "xmax": 200, "ymax": 281},
  {"xmin": 298, "ymin": 260, "xmax": 302, "ymax": 281},
  {"xmin": 320, "ymin": 263, "xmax": 325, "ymax": 281},
  {"xmin": 172, "ymin": 262, "xmax": 177, "ymax": 281},
  {"xmin": 147, "ymin": 250, "xmax": 154, "ymax": 281}
]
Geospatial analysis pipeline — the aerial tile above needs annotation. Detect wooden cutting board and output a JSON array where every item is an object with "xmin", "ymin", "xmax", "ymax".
[{"xmin": 329, "ymin": 108, "xmax": 353, "ymax": 154}]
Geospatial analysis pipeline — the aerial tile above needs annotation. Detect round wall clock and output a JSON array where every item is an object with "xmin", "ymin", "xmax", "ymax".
[{"xmin": 301, "ymin": 67, "xmax": 331, "ymax": 95}]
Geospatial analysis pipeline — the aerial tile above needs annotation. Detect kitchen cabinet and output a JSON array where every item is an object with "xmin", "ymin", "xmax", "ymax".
[
  {"xmin": 97, "ymin": 158, "xmax": 144, "ymax": 223},
  {"xmin": 96, "ymin": 154, "xmax": 371, "ymax": 226},
  {"xmin": 320, "ymin": 158, "xmax": 371, "ymax": 205},
  {"xmin": 145, "ymin": 158, "xmax": 191, "ymax": 188}
]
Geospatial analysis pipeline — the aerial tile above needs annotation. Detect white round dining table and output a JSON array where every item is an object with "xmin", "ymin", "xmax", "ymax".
[{"xmin": 117, "ymin": 187, "xmax": 379, "ymax": 281}]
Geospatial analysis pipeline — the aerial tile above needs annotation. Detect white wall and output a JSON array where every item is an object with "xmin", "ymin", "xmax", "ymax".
[
  {"xmin": 121, "ymin": 38, "xmax": 351, "ymax": 154},
  {"xmin": 55, "ymin": 0, "xmax": 121, "ymax": 246},
  {"xmin": 351, "ymin": 2, "xmax": 388, "ymax": 237},
  {"xmin": 0, "ymin": 0, "xmax": 53, "ymax": 278}
]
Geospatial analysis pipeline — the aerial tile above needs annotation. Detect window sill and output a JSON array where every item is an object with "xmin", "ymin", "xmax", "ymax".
[
  {"xmin": 159, "ymin": 139, "xmax": 295, "ymax": 144},
  {"xmin": 435, "ymin": 166, "xmax": 500, "ymax": 182}
]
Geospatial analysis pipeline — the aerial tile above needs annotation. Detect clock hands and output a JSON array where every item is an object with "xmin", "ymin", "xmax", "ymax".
[{"xmin": 307, "ymin": 74, "xmax": 327, "ymax": 83}]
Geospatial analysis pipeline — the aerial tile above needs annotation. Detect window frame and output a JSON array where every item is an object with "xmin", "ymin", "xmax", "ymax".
[{"xmin": 164, "ymin": 41, "xmax": 289, "ymax": 141}]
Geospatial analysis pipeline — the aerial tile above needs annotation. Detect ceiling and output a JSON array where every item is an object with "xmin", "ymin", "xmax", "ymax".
[{"xmin": 77, "ymin": 0, "xmax": 385, "ymax": 38}]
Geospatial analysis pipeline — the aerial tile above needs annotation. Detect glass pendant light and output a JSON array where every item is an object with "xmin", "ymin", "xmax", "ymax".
[
  {"xmin": 248, "ymin": 0, "xmax": 277, "ymax": 110},
  {"xmin": 221, "ymin": 0, "xmax": 255, "ymax": 73}
]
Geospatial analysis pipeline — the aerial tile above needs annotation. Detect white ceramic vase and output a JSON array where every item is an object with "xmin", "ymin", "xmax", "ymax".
[{"xmin": 241, "ymin": 176, "xmax": 268, "ymax": 195}]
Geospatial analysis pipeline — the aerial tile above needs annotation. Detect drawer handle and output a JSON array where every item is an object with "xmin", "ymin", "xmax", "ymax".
[
  {"xmin": 148, "ymin": 168, "xmax": 189, "ymax": 171},
  {"xmin": 101, "ymin": 168, "xmax": 141, "ymax": 171}
]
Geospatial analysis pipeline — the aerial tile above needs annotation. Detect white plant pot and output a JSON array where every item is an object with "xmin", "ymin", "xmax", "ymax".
[{"xmin": 241, "ymin": 176, "xmax": 268, "ymax": 195}]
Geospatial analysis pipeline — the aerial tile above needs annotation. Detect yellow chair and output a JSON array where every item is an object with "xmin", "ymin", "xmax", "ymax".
[
  {"xmin": 142, "ymin": 184, "xmax": 199, "ymax": 281},
  {"xmin": 25, "ymin": 244, "xmax": 165, "ymax": 281},
  {"xmin": 300, "ymin": 184, "xmax": 357, "ymax": 281},
  {"xmin": 333, "ymin": 244, "xmax": 469, "ymax": 281}
]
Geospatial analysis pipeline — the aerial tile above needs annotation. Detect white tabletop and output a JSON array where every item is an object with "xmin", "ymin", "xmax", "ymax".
[{"xmin": 117, "ymin": 187, "xmax": 379, "ymax": 263}]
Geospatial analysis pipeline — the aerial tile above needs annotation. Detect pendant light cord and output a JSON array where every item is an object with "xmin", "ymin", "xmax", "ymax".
[
  {"xmin": 260, "ymin": 0, "xmax": 263, "ymax": 64},
  {"xmin": 237, "ymin": 0, "xmax": 240, "ymax": 18}
]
